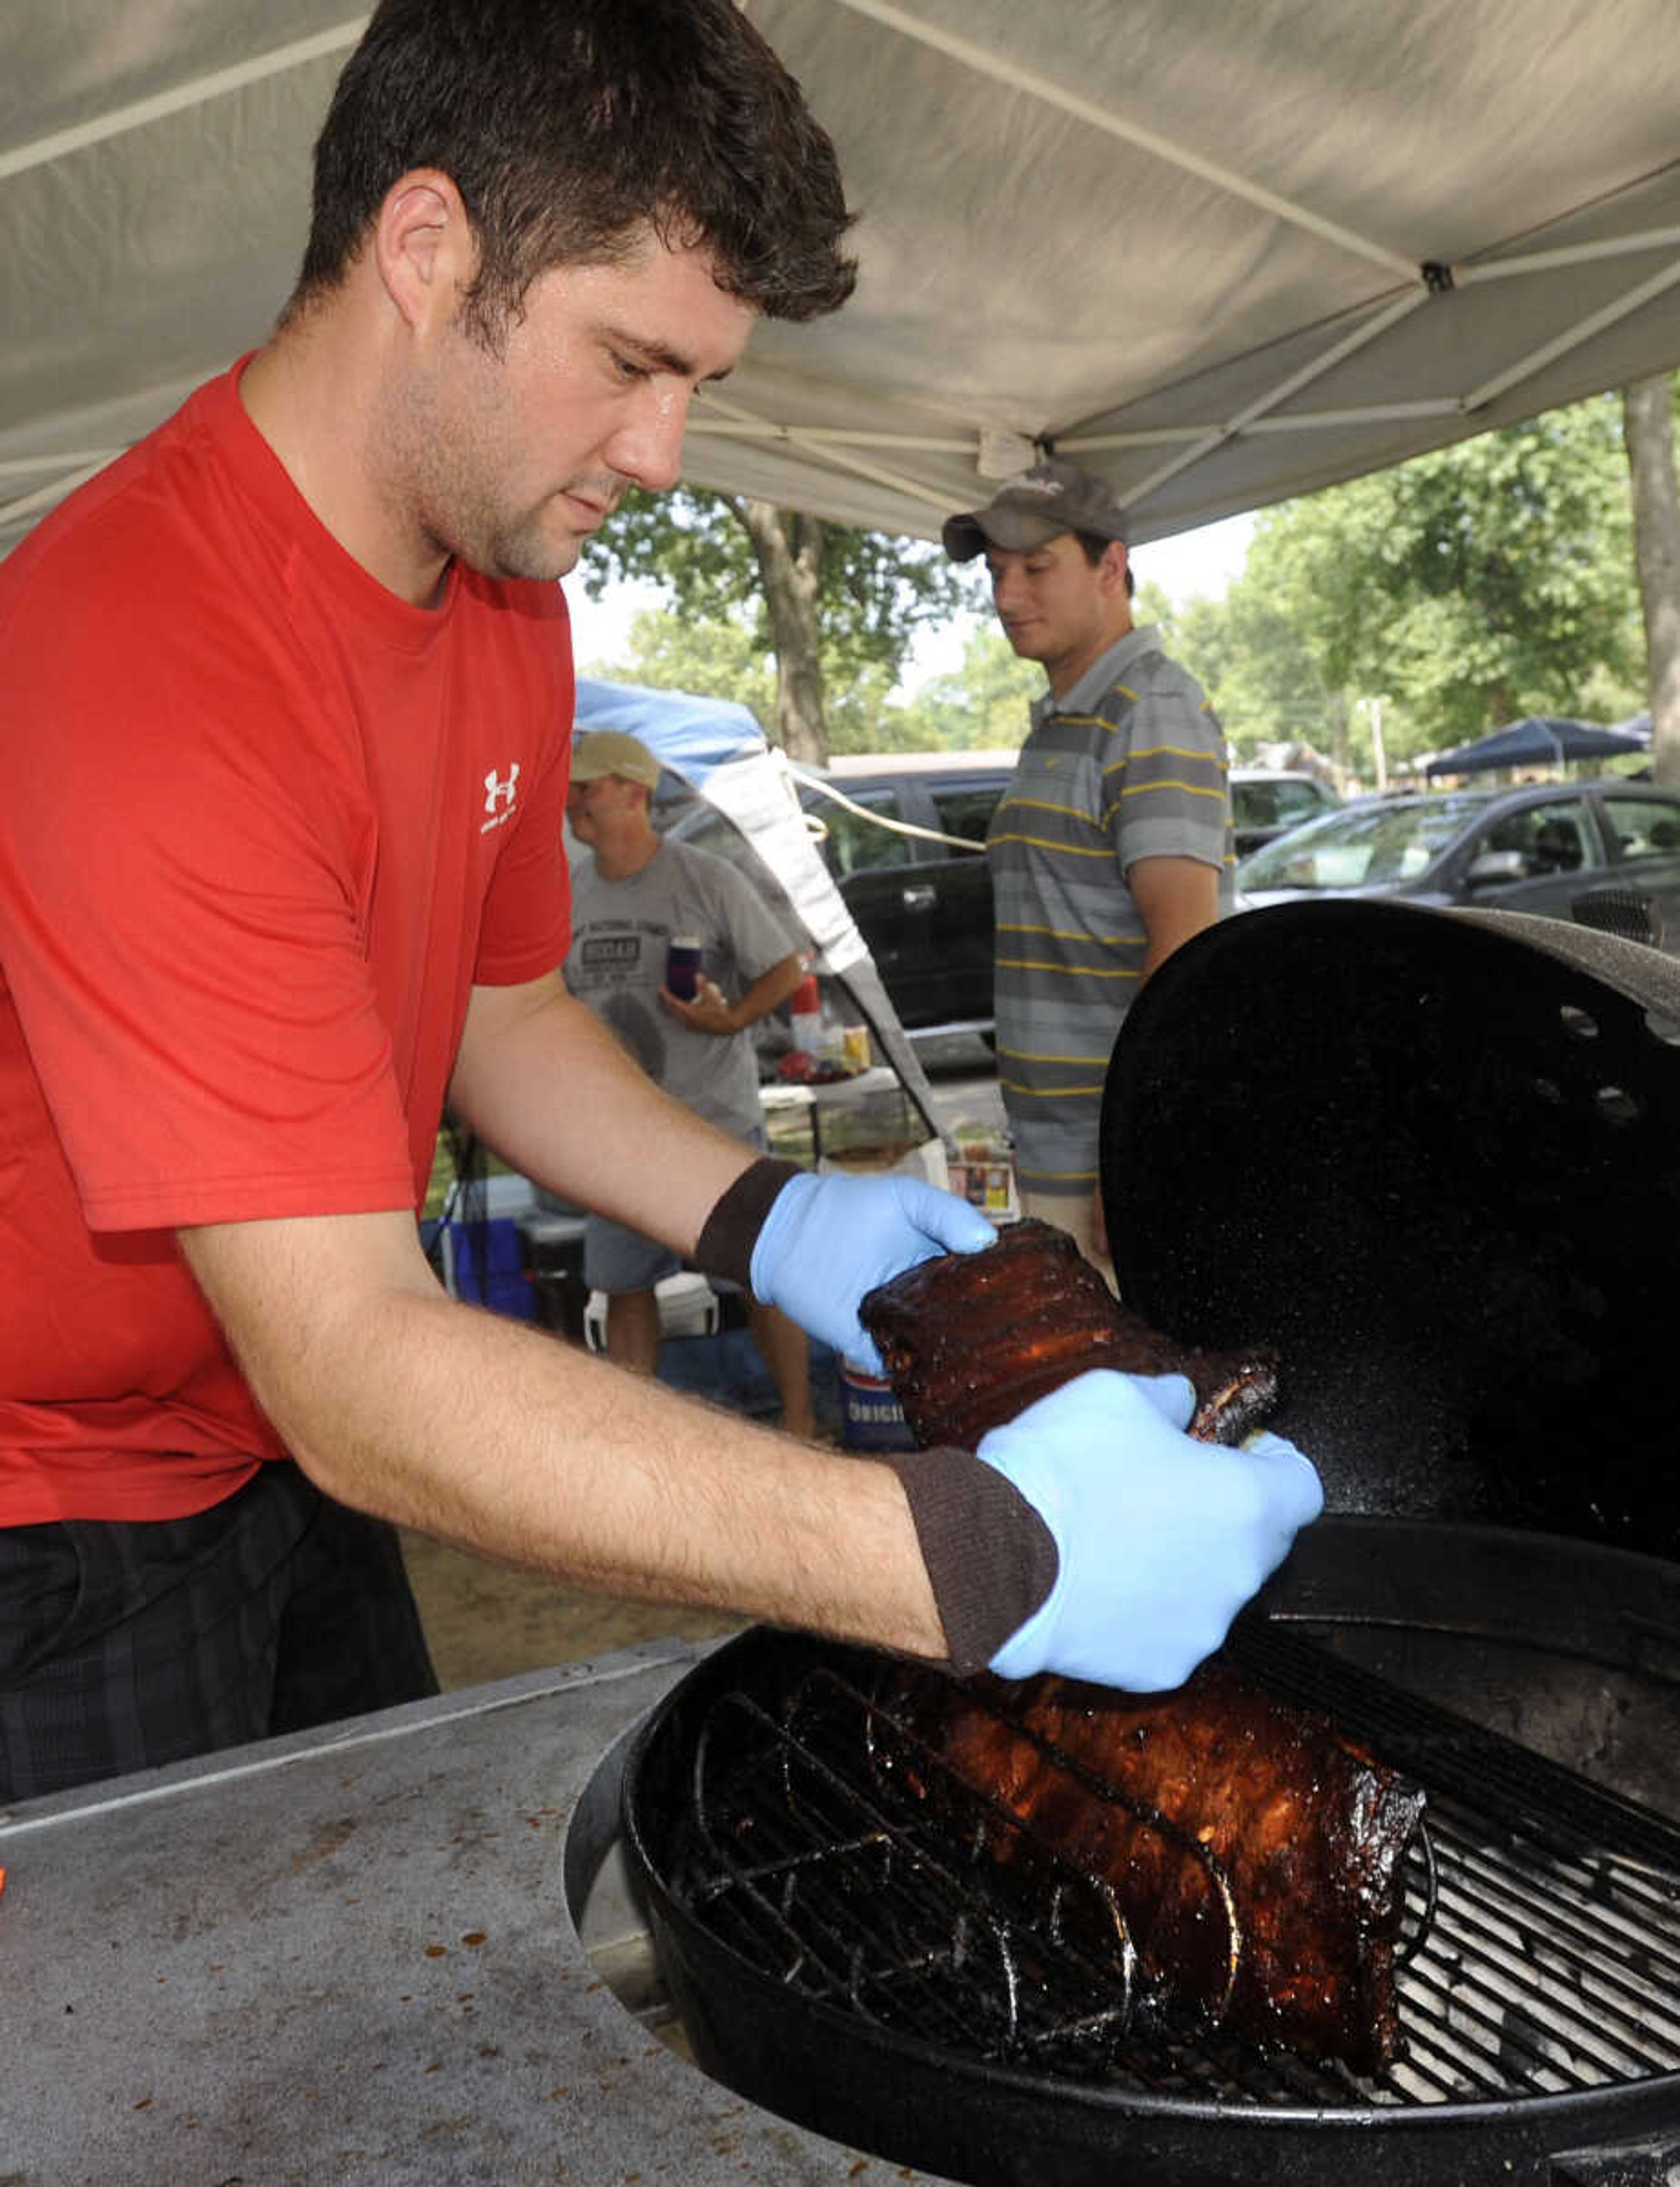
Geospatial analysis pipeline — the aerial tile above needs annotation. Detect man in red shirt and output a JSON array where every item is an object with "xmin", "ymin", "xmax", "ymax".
[{"xmin": 0, "ymin": 0, "xmax": 1321, "ymax": 1801}]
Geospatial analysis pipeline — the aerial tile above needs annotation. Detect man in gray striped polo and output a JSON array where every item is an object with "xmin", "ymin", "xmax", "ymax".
[{"xmin": 944, "ymin": 460, "xmax": 1233, "ymax": 1287}]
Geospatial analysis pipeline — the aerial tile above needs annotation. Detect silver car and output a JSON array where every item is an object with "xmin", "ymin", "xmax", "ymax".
[{"xmin": 1237, "ymin": 778, "xmax": 1680, "ymax": 946}]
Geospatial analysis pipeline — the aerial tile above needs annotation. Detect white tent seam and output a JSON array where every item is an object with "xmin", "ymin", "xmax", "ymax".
[
  {"xmin": 685, "ymin": 424, "xmax": 981, "ymax": 453},
  {"xmin": 1069, "ymin": 403, "xmax": 1460, "ymax": 451},
  {"xmin": 826, "ymin": 0, "xmax": 1418, "ymax": 282},
  {"xmin": 0, "ymin": 452, "xmax": 123, "ymax": 479},
  {"xmin": 0, "ymin": 20, "xmax": 368, "ymax": 182},
  {"xmin": 1458, "ymin": 227, "xmax": 1680, "ymax": 282},
  {"xmin": 0, "ymin": 457, "xmax": 118, "ymax": 530},
  {"xmin": 1464, "ymin": 255, "xmax": 1680, "ymax": 410},
  {"xmin": 1115, "ymin": 287, "xmax": 1430, "ymax": 505},
  {"xmin": 689, "ymin": 389, "xmax": 966, "ymax": 510}
]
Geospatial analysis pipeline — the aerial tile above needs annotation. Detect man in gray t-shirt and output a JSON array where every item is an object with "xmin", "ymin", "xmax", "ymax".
[{"xmin": 563, "ymin": 731, "xmax": 813, "ymax": 1434}]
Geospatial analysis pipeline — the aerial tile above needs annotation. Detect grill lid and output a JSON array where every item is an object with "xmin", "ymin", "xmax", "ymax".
[{"xmin": 1099, "ymin": 900, "xmax": 1680, "ymax": 1550}]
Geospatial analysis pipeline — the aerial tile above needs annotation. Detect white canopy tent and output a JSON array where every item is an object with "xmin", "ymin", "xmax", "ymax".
[{"xmin": 5, "ymin": 1, "xmax": 1680, "ymax": 560}]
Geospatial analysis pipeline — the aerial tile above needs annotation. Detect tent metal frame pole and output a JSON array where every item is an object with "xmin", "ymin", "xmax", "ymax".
[
  {"xmin": 687, "ymin": 389, "xmax": 965, "ymax": 514},
  {"xmin": 0, "ymin": 20, "xmax": 368, "ymax": 182},
  {"xmin": 1069, "ymin": 402, "xmax": 1460, "ymax": 451},
  {"xmin": 0, "ymin": 457, "xmax": 118, "ymax": 532},
  {"xmin": 1108, "ymin": 287, "xmax": 1431, "ymax": 507},
  {"xmin": 824, "ymin": 0, "xmax": 1416, "ymax": 280},
  {"xmin": 1463, "ymin": 254, "xmax": 1680, "ymax": 410},
  {"xmin": 686, "ymin": 424, "xmax": 980, "ymax": 453},
  {"xmin": 1457, "ymin": 228, "xmax": 1680, "ymax": 281},
  {"xmin": 0, "ymin": 452, "xmax": 122, "ymax": 479}
]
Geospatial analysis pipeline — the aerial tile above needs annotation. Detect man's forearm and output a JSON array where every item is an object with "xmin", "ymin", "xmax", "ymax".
[
  {"xmin": 722, "ymin": 951, "xmax": 804, "ymax": 1032},
  {"xmin": 180, "ymin": 1213, "xmax": 948, "ymax": 1658},
  {"xmin": 448, "ymin": 974, "xmax": 752, "ymax": 1255}
]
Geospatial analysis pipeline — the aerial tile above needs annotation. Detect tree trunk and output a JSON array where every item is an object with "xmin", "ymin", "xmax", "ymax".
[
  {"xmin": 1623, "ymin": 375, "xmax": 1680, "ymax": 791},
  {"xmin": 737, "ymin": 498, "xmax": 829, "ymax": 766}
]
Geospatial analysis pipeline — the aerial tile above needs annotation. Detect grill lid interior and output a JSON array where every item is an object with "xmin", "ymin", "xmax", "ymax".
[{"xmin": 1099, "ymin": 900, "xmax": 1680, "ymax": 1551}]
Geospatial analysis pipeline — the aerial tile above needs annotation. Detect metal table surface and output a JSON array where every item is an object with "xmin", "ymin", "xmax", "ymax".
[{"xmin": 0, "ymin": 1636, "xmax": 956, "ymax": 2186}]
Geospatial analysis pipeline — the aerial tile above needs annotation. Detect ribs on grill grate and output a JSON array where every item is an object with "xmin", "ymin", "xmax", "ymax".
[{"xmin": 897, "ymin": 1660, "xmax": 1425, "ymax": 2071}]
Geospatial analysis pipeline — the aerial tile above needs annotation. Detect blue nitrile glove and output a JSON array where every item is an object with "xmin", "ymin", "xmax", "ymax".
[
  {"xmin": 976, "ymin": 1369, "xmax": 1324, "ymax": 1690},
  {"xmin": 749, "ymin": 1171, "xmax": 996, "ymax": 1369}
]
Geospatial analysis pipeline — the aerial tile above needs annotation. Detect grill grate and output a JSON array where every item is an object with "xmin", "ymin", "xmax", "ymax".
[{"xmin": 662, "ymin": 1626, "xmax": 1680, "ymax": 2109}]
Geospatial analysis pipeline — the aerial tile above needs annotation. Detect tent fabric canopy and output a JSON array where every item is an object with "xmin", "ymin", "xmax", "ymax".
[
  {"xmin": 5, "ymin": 2, "xmax": 1680, "ymax": 561},
  {"xmin": 1422, "ymin": 716, "xmax": 1653, "ymax": 776}
]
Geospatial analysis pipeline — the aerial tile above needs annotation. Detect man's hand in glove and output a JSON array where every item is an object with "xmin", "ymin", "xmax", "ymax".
[
  {"xmin": 976, "ymin": 1369, "xmax": 1323, "ymax": 1691},
  {"xmin": 750, "ymin": 1172, "xmax": 995, "ymax": 1369}
]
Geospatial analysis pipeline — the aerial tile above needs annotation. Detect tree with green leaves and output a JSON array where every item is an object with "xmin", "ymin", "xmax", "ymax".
[
  {"xmin": 1173, "ymin": 395, "xmax": 1648, "ymax": 779},
  {"xmin": 577, "ymin": 603, "xmax": 777, "ymax": 723},
  {"xmin": 578, "ymin": 486, "xmax": 974, "ymax": 765},
  {"xmin": 1622, "ymin": 374, "xmax": 1680, "ymax": 789},
  {"xmin": 891, "ymin": 624, "xmax": 1040, "ymax": 750}
]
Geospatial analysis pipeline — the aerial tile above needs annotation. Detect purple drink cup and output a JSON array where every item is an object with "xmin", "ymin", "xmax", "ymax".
[{"xmin": 665, "ymin": 935, "xmax": 704, "ymax": 1000}]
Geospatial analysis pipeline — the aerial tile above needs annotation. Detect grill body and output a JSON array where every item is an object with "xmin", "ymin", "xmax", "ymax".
[
  {"xmin": 626, "ymin": 903, "xmax": 1680, "ymax": 2183},
  {"xmin": 623, "ymin": 1520, "xmax": 1680, "ymax": 2186}
]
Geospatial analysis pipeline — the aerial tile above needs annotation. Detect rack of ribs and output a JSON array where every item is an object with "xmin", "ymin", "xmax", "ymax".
[
  {"xmin": 862, "ymin": 1220, "xmax": 1425, "ymax": 2070},
  {"xmin": 860, "ymin": 1218, "xmax": 1279, "ymax": 1450},
  {"xmin": 894, "ymin": 1660, "xmax": 1425, "ymax": 2071}
]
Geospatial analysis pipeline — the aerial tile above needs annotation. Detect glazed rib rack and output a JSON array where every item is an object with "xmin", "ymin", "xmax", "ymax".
[{"xmin": 665, "ymin": 1625, "xmax": 1680, "ymax": 2108}]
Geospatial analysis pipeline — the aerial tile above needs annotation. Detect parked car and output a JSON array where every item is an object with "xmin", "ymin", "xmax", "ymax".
[
  {"xmin": 1236, "ymin": 778, "xmax": 1680, "ymax": 945},
  {"xmin": 672, "ymin": 749, "xmax": 1351, "ymax": 1044},
  {"xmin": 798, "ymin": 751, "xmax": 1015, "ymax": 1036},
  {"xmin": 793, "ymin": 755, "xmax": 1344, "ymax": 1037},
  {"xmin": 1229, "ymin": 768, "xmax": 1341, "ymax": 857}
]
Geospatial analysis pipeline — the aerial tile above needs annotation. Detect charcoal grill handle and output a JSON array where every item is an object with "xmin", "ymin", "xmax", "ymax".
[{"xmin": 1550, "ymin": 2136, "xmax": 1680, "ymax": 2184}]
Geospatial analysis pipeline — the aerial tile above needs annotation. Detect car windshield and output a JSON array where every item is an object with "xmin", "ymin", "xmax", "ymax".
[
  {"xmin": 1238, "ymin": 793, "xmax": 1491, "ymax": 890},
  {"xmin": 1231, "ymin": 776, "xmax": 1333, "ymax": 831}
]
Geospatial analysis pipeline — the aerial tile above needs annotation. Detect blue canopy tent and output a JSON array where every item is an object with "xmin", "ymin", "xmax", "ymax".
[
  {"xmin": 570, "ymin": 679, "xmax": 947, "ymax": 1150},
  {"xmin": 1424, "ymin": 716, "xmax": 1651, "ymax": 777}
]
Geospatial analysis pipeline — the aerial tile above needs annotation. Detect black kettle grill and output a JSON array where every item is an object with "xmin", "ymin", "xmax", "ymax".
[{"xmin": 622, "ymin": 901, "xmax": 1680, "ymax": 2186}]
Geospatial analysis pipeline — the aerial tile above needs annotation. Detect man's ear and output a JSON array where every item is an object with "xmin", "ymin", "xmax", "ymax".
[
  {"xmin": 1101, "ymin": 539, "xmax": 1131, "ymax": 599},
  {"xmin": 373, "ymin": 168, "xmax": 476, "ymax": 334}
]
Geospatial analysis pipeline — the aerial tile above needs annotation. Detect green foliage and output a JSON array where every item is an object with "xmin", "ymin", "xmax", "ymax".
[
  {"xmin": 579, "ymin": 485, "xmax": 974, "ymax": 691},
  {"xmin": 582, "ymin": 607, "xmax": 1037, "ymax": 756},
  {"xmin": 1224, "ymin": 396, "xmax": 1647, "ymax": 767},
  {"xmin": 891, "ymin": 624, "xmax": 1037, "ymax": 750},
  {"xmin": 578, "ymin": 606, "xmax": 775, "ymax": 721},
  {"xmin": 1170, "ymin": 578, "xmax": 1340, "ymax": 761}
]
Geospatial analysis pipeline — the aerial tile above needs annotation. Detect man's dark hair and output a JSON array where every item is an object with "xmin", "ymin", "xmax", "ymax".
[
  {"xmin": 1072, "ymin": 527, "xmax": 1136, "ymax": 596},
  {"xmin": 291, "ymin": 0, "xmax": 857, "ymax": 342}
]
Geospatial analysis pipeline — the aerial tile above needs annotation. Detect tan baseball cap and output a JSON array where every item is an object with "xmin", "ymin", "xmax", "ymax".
[
  {"xmin": 942, "ymin": 458, "xmax": 1129, "ymax": 562},
  {"xmin": 570, "ymin": 729, "xmax": 662, "ymax": 789}
]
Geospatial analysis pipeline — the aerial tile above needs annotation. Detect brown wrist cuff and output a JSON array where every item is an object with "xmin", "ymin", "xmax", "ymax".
[
  {"xmin": 879, "ymin": 1445, "xmax": 1059, "ymax": 1675},
  {"xmin": 693, "ymin": 1155, "xmax": 804, "ymax": 1290}
]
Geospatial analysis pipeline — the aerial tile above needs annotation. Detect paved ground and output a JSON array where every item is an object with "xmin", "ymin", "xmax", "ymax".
[{"xmin": 406, "ymin": 1039, "xmax": 1003, "ymax": 1691}]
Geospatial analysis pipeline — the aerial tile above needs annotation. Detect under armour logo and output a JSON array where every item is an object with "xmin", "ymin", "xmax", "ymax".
[
  {"xmin": 482, "ymin": 762, "xmax": 521, "ymax": 833},
  {"xmin": 484, "ymin": 764, "xmax": 520, "ymax": 814}
]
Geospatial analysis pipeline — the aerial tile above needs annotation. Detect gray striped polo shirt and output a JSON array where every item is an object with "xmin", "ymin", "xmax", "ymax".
[{"xmin": 986, "ymin": 624, "xmax": 1232, "ymax": 1196}]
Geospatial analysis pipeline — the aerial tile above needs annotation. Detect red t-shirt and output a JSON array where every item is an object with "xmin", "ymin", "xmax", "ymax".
[{"xmin": 0, "ymin": 364, "xmax": 573, "ymax": 1523}]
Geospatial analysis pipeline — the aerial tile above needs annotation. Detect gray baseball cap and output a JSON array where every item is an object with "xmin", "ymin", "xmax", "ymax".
[{"xmin": 942, "ymin": 458, "xmax": 1129, "ymax": 562}]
